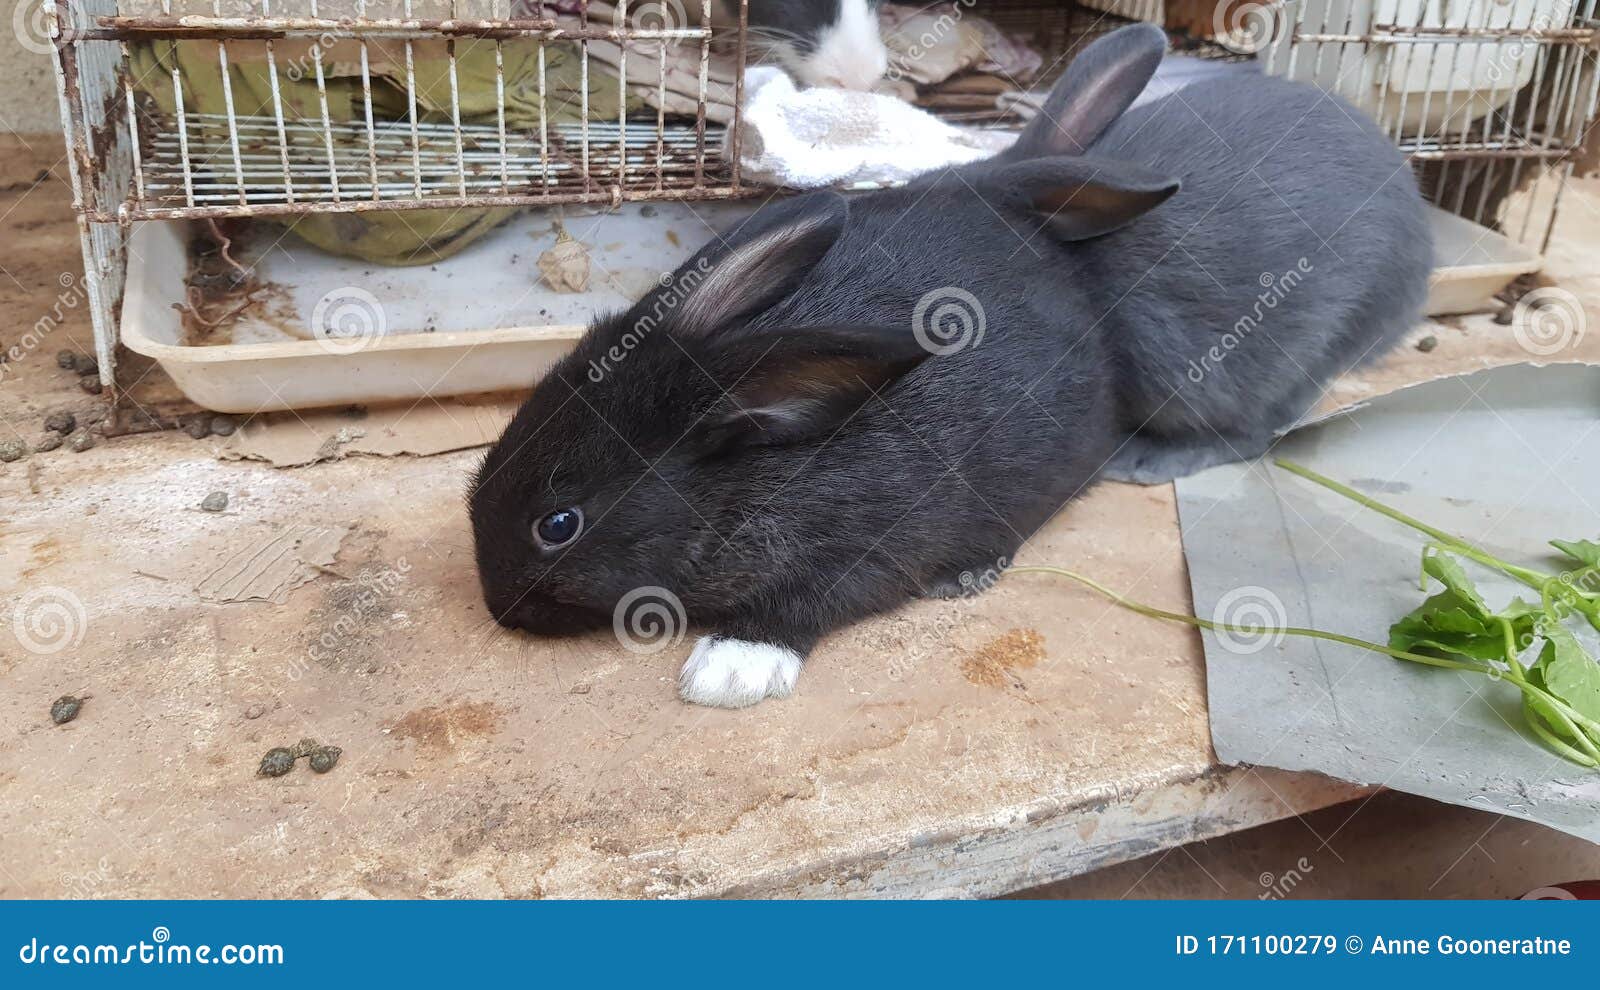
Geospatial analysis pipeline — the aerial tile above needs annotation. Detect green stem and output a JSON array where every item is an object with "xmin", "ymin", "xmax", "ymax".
[
  {"xmin": 1494, "ymin": 617, "xmax": 1531, "ymax": 684},
  {"xmin": 1009, "ymin": 564, "xmax": 1600, "ymax": 765},
  {"xmin": 1273, "ymin": 458, "xmax": 1549, "ymax": 588},
  {"xmin": 1278, "ymin": 458, "xmax": 1600, "ymax": 637},
  {"xmin": 1007, "ymin": 565, "xmax": 1492, "ymax": 674},
  {"xmin": 1519, "ymin": 682, "xmax": 1600, "ymax": 739},
  {"xmin": 1522, "ymin": 698, "xmax": 1600, "ymax": 766}
]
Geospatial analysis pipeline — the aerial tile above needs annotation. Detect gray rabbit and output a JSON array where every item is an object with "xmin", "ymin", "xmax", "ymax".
[{"xmin": 471, "ymin": 23, "xmax": 1433, "ymax": 707}]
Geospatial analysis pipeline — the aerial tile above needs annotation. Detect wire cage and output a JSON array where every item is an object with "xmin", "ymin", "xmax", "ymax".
[
  {"xmin": 1254, "ymin": 0, "xmax": 1600, "ymax": 251},
  {"xmin": 46, "ymin": 0, "xmax": 1600, "ymax": 401},
  {"xmin": 48, "ymin": 0, "xmax": 754, "ymax": 389},
  {"xmin": 57, "ymin": 1, "xmax": 749, "ymax": 222}
]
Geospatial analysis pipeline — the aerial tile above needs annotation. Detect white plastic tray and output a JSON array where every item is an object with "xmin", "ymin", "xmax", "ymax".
[
  {"xmin": 1265, "ymin": 0, "xmax": 1572, "ymax": 133},
  {"xmin": 1425, "ymin": 206, "xmax": 1542, "ymax": 316},
  {"xmin": 122, "ymin": 202, "xmax": 1535, "ymax": 413},
  {"xmin": 121, "ymin": 202, "xmax": 753, "ymax": 413}
]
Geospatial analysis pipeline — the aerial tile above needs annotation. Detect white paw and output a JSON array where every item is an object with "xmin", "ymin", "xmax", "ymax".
[{"xmin": 677, "ymin": 637, "xmax": 802, "ymax": 709}]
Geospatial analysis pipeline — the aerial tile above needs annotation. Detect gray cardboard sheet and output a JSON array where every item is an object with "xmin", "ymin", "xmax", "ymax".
[{"xmin": 1175, "ymin": 363, "xmax": 1600, "ymax": 841}]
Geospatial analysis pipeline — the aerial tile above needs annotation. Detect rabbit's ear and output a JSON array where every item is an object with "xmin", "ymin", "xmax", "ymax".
[
  {"xmin": 672, "ymin": 193, "xmax": 849, "ymax": 336},
  {"xmin": 1011, "ymin": 22, "xmax": 1166, "ymax": 158},
  {"xmin": 1000, "ymin": 155, "xmax": 1179, "ymax": 241},
  {"xmin": 696, "ymin": 325, "xmax": 929, "ymax": 452}
]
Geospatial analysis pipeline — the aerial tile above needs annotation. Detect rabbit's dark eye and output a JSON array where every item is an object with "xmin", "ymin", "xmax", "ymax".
[{"xmin": 535, "ymin": 507, "xmax": 584, "ymax": 548}]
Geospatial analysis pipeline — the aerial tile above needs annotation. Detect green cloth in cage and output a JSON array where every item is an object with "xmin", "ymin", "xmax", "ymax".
[{"xmin": 130, "ymin": 39, "xmax": 638, "ymax": 265}]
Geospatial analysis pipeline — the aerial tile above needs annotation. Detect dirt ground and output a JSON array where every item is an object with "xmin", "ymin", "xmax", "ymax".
[{"xmin": 2, "ymin": 132, "xmax": 1598, "ymax": 898}]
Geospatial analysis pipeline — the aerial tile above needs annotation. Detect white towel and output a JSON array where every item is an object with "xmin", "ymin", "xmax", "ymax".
[{"xmin": 728, "ymin": 67, "xmax": 1016, "ymax": 190}]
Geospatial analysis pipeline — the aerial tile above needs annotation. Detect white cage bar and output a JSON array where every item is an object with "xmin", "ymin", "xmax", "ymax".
[{"xmin": 1258, "ymin": 0, "xmax": 1599, "ymax": 252}]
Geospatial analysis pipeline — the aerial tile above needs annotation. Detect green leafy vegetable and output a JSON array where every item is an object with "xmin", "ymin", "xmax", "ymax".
[
  {"xmin": 1421, "ymin": 550, "xmax": 1489, "ymax": 614},
  {"xmin": 1271, "ymin": 459, "xmax": 1600, "ymax": 767},
  {"xmin": 1012, "ymin": 460, "xmax": 1600, "ymax": 771},
  {"xmin": 1388, "ymin": 590, "xmax": 1507, "ymax": 662},
  {"xmin": 1536, "ymin": 617, "xmax": 1600, "ymax": 726},
  {"xmin": 1551, "ymin": 538, "xmax": 1600, "ymax": 569}
]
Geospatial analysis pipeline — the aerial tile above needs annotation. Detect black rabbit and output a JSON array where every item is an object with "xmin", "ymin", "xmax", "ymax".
[{"xmin": 471, "ymin": 23, "xmax": 1432, "ymax": 706}]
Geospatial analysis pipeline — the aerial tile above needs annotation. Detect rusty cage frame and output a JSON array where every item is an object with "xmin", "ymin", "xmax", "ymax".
[
  {"xmin": 1258, "ymin": 0, "xmax": 1599, "ymax": 250},
  {"xmin": 48, "ymin": 0, "xmax": 754, "ymax": 387},
  {"xmin": 47, "ymin": 0, "xmax": 1600, "ymax": 394}
]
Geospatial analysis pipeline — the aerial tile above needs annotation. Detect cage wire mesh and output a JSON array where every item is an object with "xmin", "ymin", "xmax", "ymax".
[
  {"xmin": 47, "ymin": 0, "xmax": 757, "ymax": 387},
  {"xmin": 56, "ymin": 0, "xmax": 747, "ymax": 221},
  {"xmin": 46, "ymin": 0, "xmax": 1600, "ymax": 390},
  {"xmin": 1255, "ymin": 0, "xmax": 1600, "ymax": 251}
]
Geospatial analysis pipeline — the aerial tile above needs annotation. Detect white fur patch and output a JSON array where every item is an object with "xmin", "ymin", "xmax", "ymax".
[
  {"xmin": 678, "ymin": 637, "xmax": 803, "ymax": 708},
  {"xmin": 796, "ymin": 0, "xmax": 889, "ymax": 91}
]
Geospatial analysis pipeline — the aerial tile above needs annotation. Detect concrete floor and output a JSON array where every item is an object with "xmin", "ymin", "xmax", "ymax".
[{"xmin": 2, "ymin": 129, "xmax": 1598, "ymax": 897}]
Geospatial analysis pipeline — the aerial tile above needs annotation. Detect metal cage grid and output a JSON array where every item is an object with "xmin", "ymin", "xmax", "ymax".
[
  {"xmin": 53, "ymin": 0, "xmax": 752, "ymax": 223},
  {"xmin": 46, "ymin": 0, "xmax": 1600, "ymax": 398},
  {"xmin": 48, "ymin": 0, "xmax": 760, "ymax": 388},
  {"xmin": 1258, "ymin": 0, "xmax": 1600, "ymax": 251}
]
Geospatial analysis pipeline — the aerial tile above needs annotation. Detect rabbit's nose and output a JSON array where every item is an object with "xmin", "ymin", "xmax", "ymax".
[{"xmin": 493, "ymin": 593, "xmax": 611, "ymax": 637}]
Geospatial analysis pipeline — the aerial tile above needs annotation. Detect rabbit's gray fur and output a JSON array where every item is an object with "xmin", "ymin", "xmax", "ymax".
[{"xmin": 471, "ymin": 23, "xmax": 1433, "ymax": 706}]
